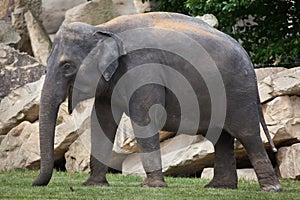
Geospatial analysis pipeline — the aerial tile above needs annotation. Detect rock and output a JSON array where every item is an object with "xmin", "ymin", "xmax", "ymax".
[
  {"xmin": 196, "ymin": 14, "xmax": 219, "ymax": 28},
  {"xmin": 0, "ymin": 101, "xmax": 81, "ymax": 171},
  {"xmin": 122, "ymin": 135, "xmax": 215, "ymax": 177},
  {"xmin": 276, "ymin": 143, "xmax": 300, "ymax": 179},
  {"xmin": 200, "ymin": 168, "xmax": 213, "ymax": 179},
  {"xmin": 0, "ymin": 20, "xmax": 21, "ymax": 45},
  {"xmin": 255, "ymin": 67, "xmax": 285, "ymax": 82},
  {"xmin": 65, "ymin": 129, "xmax": 90, "ymax": 173},
  {"xmin": 273, "ymin": 118, "xmax": 300, "ymax": 145},
  {"xmin": 258, "ymin": 67, "xmax": 300, "ymax": 103},
  {"xmin": 272, "ymin": 68, "xmax": 300, "ymax": 96},
  {"xmin": 113, "ymin": 114, "xmax": 136, "ymax": 154},
  {"xmin": 257, "ymin": 80, "xmax": 274, "ymax": 103},
  {"xmin": 41, "ymin": 0, "xmax": 86, "ymax": 34},
  {"xmin": 237, "ymin": 169, "xmax": 258, "ymax": 181},
  {"xmin": 133, "ymin": 0, "xmax": 151, "ymax": 13},
  {"xmin": 264, "ymin": 96, "xmax": 294, "ymax": 124},
  {"xmin": 64, "ymin": 0, "xmax": 118, "ymax": 26},
  {"xmin": 64, "ymin": 99, "xmax": 93, "ymax": 173},
  {"xmin": 24, "ymin": 10, "xmax": 51, "ymax": 66},
  {"xmin": 113, "ymin": 114, "xmax": 176, "ymax": 154},
  {"xmin": 0, "ymin": 0, "xmax": 15, "ymax": 22},
  {"xmin": 162, "ymin": 135, "xmax": 214, "ymax": 177},
  {"xmin": 112, "ymin": 0, "xmax": 137, "ymax": 15},
  {"xmin": 0, "ymin": 44, "xmax": 45, "ymax": 100},
  {"xmin": 0, "ymin": 76, "xmax": 44, "ymax": 135},
  {"xmin": 65, "ymin": 103, "xmax": 130, "ymax": 173},
  {"xmin": 201, "ymin": 168, "xmax": 257, "ymax": 181},
  {"xmin": 53, "ymin": 103, "xmax": 79, "ymax": 160},
  {"xmin": 11, "ymin": 0, "xmax": 43, "ymax": 54},
  {"xmin": 0, "ymin": 121, "xmax": 40, "ymax": 170},
  {"xmin": 261, "ymin": 95, "xmax": 300, "ymax": 145},
  {"xmin": 0, "ymin": 135, "xmax": 5, "ymax": 144},
  {"xmin": 65, "ymin": 127, "xmax": 129, "ymax": 173}
]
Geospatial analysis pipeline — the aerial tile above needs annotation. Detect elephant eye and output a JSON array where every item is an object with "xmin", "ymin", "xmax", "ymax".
[{"xmin": 62, "ymin": 62, "xmax": 77, "ymax": 78}]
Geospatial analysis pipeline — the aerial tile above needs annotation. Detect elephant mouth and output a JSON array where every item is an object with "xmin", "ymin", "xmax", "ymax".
[{"xmin": 68, "ymin": 85, "xmax": 73, "ymax": 114}]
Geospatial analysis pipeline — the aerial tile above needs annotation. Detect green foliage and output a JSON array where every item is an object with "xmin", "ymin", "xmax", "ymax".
[
  {"xmin": 155, "ymin": 0, "xmax": 300, "ymax": 67},
  {"xmin": 1, "ymin": 170, "xmax": 300, "ymax": 199}
]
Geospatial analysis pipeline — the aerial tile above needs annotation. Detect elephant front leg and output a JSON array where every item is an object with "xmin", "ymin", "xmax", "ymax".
[
  {"xmin": 83, "ymin": 101, "xmax": 121, "ymax": 186},
  {"xmin": 129, "ymin": 84, "xmax": 167, "ymax": 187},
  {"xmin": 205, "ymin": 130, "xmax": 237, "ymax": 189},
  {"xmin": 136, "ymin": 134, "xmax": 167, "ymax": 188}
]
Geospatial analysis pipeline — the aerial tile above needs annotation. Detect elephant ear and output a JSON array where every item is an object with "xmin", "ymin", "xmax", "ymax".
[
  {"xmin": 94, "ymin": 30, "xmax": 127, "ymax": 81},
  {"xmin": 71, "ymin": 30, "xmax": 126, "ymax": 111}
]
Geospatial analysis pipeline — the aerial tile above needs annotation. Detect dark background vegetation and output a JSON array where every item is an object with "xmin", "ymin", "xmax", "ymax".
[{"xmin": 152, "ymin": 0, "xmax": 300, "ymax": 67}]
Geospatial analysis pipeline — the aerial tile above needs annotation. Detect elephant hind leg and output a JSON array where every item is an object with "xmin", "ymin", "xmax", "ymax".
[
  {"xmin": 205, "ymin": 130, "xmax": 237, "ymax": 189},
  {"xmin": 83, "ymin": 155, "xmax": 109, "ymax": 186},
  {"xmin": 237, "ymin": 134, "xmax": 282, "ymax": 192}
]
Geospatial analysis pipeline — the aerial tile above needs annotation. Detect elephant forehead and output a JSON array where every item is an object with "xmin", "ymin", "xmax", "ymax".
[
  {"xmin": 58, "ymin": 54, "xmax": 70, "ymax": 63},
  {"xmin": 58, "ymin": 22, "xmax": 94, "ymax": 39}
]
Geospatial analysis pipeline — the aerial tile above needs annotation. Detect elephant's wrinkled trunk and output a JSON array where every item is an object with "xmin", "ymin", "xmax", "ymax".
[{"xmin": 32, "ymin": 84, "xmax": 61, "ymax": 186}]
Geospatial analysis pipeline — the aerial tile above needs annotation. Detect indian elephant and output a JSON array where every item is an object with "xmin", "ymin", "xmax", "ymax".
[{"xmin": 32, "ymin": 12, "xmax": 282, "ymax": 192}]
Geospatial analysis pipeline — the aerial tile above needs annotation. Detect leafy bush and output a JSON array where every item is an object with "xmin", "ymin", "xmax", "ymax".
[{"xmin": 154, "ymin": 0, "xmax": 300, "ymax": 67}]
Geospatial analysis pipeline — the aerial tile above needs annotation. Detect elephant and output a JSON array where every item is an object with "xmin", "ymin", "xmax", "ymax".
[{"xmin": 32, "ymin": 12, "xmax": 282, "ymax": 192}]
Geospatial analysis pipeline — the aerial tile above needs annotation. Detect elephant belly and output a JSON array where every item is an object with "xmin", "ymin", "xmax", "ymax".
[{"xmin": 162, "ymin": 88, "xmax": 211, "ymax": 136}]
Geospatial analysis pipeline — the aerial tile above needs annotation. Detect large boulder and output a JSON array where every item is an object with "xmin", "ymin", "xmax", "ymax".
[
  {"xmin": 273, "ymin": 118, "xmax": 300, "ymax": 145},
  {"xmin": 0, "ymin": 20, "xmax": 21, "ymax": 45},
  {"xmin": 255, "ymin": 67, "xmax": 285, "ymax": 81},
  {"xmin": 0, "ymin": 101, "xmax": 83, "ymax": 171},
  {"xmin": 24, "ymin": 10, "xmax": 51, "ymax": 66},
  {"xmin": 65, "ymin": 102, "xmax": 131, "ymax": 173},
  {"xmin": 64, "ymin": 0, "xmax": 119, "ymax": 25},
  {"xmin": 11, "ymin": 0, "xmax": 43, "ymax": 54},
  {"xmin": 65, "ymin": 129, "xmax": 91, "ymax": 173},
  {"xmin": 112, "ymin": 0, "xmax": 138, "ymax": 16},
  {"xmin": 64, "ymin": 99, "xmax": 94, "ymax": 172},
  {"xmin": 276, "ymin": 143, "xmax": 300, "ymax": 179},
  {"xmin": 261, "ymin": 95, "xmax": 300, "ymax": 145},
  {"xmin": 41, "ymin": 0, "xmax": 86, "ymax": 34},
  {"xmin": 133, "ymin": 0, "xmax": 151, "ymax": 13},
  {"xmin": 258, "ymin": 67, "xmax": 300, "ymax": 103},
  {"xmin": 0, "ymin": 44, "xmax": 45, "ymax": 100},
  {"xmin": 65, "ymin": 127, "xmax": 129, "ymax": 173},
  {"xmin": 196, "ymin": 14, "xmax": 219, "ymax": 28},
  {"xmin": 122, "ymin": 135, "xmax": 215, "ymax": 177},
  {"xmin": 0, "ymin": 77, "xmax": 44, "ymax": 135},
  {"xmin": 41, "ymin": 0, "xmax": 145, "ymax": 35},
  {"xmin": 0, "ymin": 121, "xmax": 40, "ymax": 170}
]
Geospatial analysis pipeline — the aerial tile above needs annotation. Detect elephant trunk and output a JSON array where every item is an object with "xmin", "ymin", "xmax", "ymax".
[{"xmin": 32, "ymin": 83, "xmax": 61, "ymax": 186}]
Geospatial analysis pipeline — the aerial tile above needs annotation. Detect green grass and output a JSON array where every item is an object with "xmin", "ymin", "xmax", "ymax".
[{"xmin": 0, "ymin": 170, "xmax": 299, "ymax": 200}]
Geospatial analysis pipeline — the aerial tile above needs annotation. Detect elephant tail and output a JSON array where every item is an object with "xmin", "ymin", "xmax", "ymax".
[{"xmin": 257, "ymin": 92, "xmax": 277, "ymax": 153}]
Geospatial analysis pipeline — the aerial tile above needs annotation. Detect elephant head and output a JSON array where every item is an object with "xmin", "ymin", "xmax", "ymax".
[{"xmin": 32, "ymin": 22, "xmax": 126, "ymax": 186}]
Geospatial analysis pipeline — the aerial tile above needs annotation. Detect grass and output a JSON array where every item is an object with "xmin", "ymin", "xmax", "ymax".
[{"xmin": 0, "ymin": 170, "xmax": 299, "ymax": 200}]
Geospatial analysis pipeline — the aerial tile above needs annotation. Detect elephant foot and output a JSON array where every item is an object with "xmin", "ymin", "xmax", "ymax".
[
  {"xmin": 261, "ymin": 183, "xmax": 282, "ymax": 192},
  {"xmin": 205, "ymin": 180, "xmax": 237, "ymax": 190},
  {"xmin": 140, "ymin": 179, "xmax": 168, "ymax": 188},
  {"xmin": 82, "ymin": 177, "xmax": 109, "ymax": 187}
]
